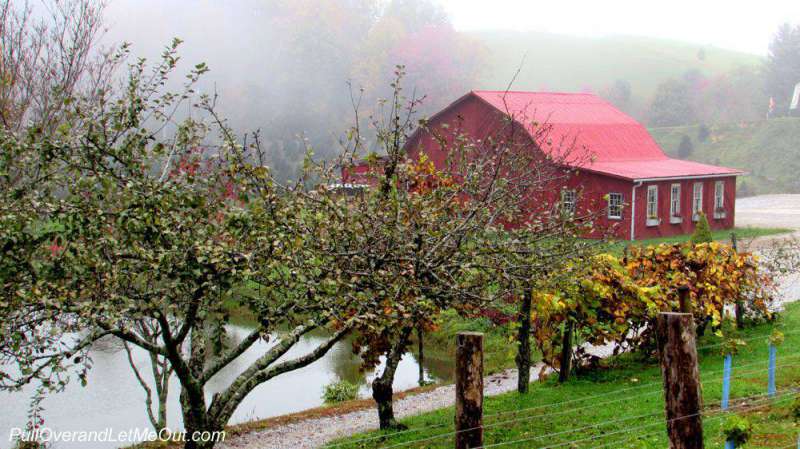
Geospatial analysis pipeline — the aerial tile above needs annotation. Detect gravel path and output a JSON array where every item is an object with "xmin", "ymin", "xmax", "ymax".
[
  {"xmin": 220, "ymin": 194, "xmax": 800, "ymax": 449},
  {"xmin": 221, "ymin": 343, "xmax": 617, "ymax": 449}
]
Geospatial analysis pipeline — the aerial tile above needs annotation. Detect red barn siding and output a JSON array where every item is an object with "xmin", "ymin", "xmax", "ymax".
[
  {"xmin": 345, "ymin": 91, "xmax": 741, "ymax": 240},
  {"xmin": 629, "ymin": 177, "xmax": 736, "ymax": 240}
]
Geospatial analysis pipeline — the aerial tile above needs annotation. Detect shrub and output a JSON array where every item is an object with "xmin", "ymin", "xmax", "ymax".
[
  {"xmin": 691, "ymin": 212, "xmax": 713, "ymax": 244},
  {"xmin": 322, "ymin": 380, "xmax": 360, "ymax": 404},
  {"xmin": 792, "ymin": 396, "xmax": 800, "ymax": 422},
  {"xmin": 721, "ymin": 414, "xmax": 752, "ymax": 445}
]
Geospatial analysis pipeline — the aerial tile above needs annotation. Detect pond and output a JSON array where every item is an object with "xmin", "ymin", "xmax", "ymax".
[{"xmin": 0, "ymin": 323, "xmax": 454, "ymax": 449}]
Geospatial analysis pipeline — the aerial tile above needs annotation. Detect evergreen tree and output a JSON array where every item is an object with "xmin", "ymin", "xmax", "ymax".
[
  {"xmin": 691, "ymin": 212, "xmax": 714, "ymax": 244},
  {"xmin": 677, "ymin": 135, "xmax": 694, "ymax": 159},
  {"xmin": 649, "ymin": 79, "xmax": 696, "ymax": 126}
]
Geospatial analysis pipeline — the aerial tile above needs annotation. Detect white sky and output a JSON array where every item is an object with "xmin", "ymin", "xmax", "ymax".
[{"xmin": 439, "ymin": 0, "xmax": 800, "ymax": 55}]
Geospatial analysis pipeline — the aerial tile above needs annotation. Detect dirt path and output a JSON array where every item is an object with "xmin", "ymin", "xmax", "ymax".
[{"xmin": 219, "ymin": 194, "xmax": 800, "ymax": 449}]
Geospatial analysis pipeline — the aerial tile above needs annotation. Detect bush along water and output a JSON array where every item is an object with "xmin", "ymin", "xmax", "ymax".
[{"xmin": 322, "ymin": 380, "xmax": 361, "ymax": 404}]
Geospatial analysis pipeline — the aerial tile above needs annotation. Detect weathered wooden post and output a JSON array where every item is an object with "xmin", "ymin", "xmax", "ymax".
[
  {"xmin": 455, "ymin": 332, "xmax": 483, "ymax": 449},
  {"xmin": 558, "ymin": 320, "xmax": 574, "ymax": 383},
  {"xmin": 657, "ymin": 311, "xmax": 704, "ymax": 449}
]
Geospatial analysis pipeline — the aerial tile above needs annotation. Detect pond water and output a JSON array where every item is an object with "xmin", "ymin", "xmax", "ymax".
[{"xmin": 0, "ymin": 324, "xmax": 453, "ymax": 449}]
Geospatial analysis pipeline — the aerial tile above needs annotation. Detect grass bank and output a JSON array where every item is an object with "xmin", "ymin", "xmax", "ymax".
[
  {"xmin": 604, "ymin": 226, "xmax": 791, "ymax": 255},
  {"xmin": 328, "ymin": 302, "xmax": 800, "ymax": 448}
]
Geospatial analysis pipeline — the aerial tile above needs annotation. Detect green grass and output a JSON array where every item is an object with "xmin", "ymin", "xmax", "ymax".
[
  {"xmin": 603, "ymin": 226, "xmax": 792, "ymax": 255},
  {"xmin": 328, "ymin": 303, "xmax": 800, "ymax": 449},
  {"xmin": 650, "ymin": 118, "xmax": 800, "ymax": 196},
  {"xmin": 472, "ymin": 31, "xmax": 760, "ymax": 99},
  {"xmin": 424, "ymin": 310, "xmax": 519, "ymax": 380}
]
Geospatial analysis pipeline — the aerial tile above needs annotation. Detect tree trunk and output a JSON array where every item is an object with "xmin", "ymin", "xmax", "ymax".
[
  {"xmin": 417, "ymin": 325, "xmax": 425, "ymax": 386},
  {"xmin": 558, "ymin": 321, "xmax": 573, "ymax": 383},
  {"xmin": 656, "ymin": 312, "xmax": 703, "ymax": 449},
  {"xmin": 455, "ymin": 332, "xmax": 484, "ymax": 449},
  {"xmin": 180, "ymin": 389, "xmax": 218, "ymax": 449},
  {"xmin": 372, "ymin": 327, "xmax": 412, "ymax": 430},
  {"xmin": 515, "ymin": 291, "xmax": 533, "ymax": 393}
]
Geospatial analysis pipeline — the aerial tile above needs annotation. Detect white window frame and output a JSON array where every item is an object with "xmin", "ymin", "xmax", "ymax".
[
  {"xmin": 692, "ymin": 182, "xmax": 703, "ymax": 221},
  {"xmin": 714, "ymin": 181, "xmax": 726, "ymax": 219},
  {"xmin": 560, "ymin": 189, "xmax": 576, "ymax": 215},
  {"xmin": 607, "ymin": 192, "xmax": 623, "ymax": 220},
  {"xmin": 670, "ymin": 183, "xmax": 682, "ymax": 224},
  {"xmin": 646, "ymin": 185, "xmax": 660, "ymax": 226}
]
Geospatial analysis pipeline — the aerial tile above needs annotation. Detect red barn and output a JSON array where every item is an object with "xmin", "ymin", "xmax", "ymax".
[{"xmin": 346, "ymin": 91, "xmax": 743, "ymax": 240}]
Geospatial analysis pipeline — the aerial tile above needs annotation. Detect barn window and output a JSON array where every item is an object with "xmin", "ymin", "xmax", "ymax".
[
  {"xmin": 607, "ymin": 192, "xmax": 623, "ymax": 220},
  {"xmin": 714, "ymin": 181, "xmax": 726, "ymax": 219},
  {"xmin": 646, "ymin": 185, "xmax": 660, "ymax": 226},
  {"xmin": 670, "ymin": 183, "xmax": 682, "ymax": 223},
  {"xmin": 560, "ymin": 189, "xmax": 576, "ymax": 215},
  {"xmin": 692, "ymin": 182, "xmax": 703, "ymax": 221}
]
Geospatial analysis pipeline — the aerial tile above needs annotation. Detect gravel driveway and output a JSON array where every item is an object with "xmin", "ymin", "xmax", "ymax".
[
  {"xmin": 220, "ymin": 194, "xmax": 800, "ymax": 449},
  {"xmin": 736, "ymin": 194, "xmax": 800, "ymax": 230}
]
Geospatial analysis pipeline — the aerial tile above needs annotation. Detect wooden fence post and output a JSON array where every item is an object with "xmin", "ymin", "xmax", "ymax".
[
  {"xmin": 455, "ymin": 332, "xmax": 483, "ymax": 449},
  {"xmin": 657, "ymin": 312, "xmax": 704, "ymax": 449},
  {"xmin": 558, "ymin": 320, "xmax": 574, "ymax": 383}
]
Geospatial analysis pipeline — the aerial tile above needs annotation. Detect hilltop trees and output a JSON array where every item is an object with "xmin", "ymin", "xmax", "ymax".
[
  {"xmin": 0, "ymin": 0, "xmax": 118, "ymax": 133},
  {"xmin": 766, "ymin": 23, "xmax": 800, "ymax": 113}
]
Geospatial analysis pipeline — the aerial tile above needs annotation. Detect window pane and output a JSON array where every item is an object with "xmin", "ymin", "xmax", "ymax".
[
  {"xmin": 670, "ymin": 184, "xmax": 680, "ymax": 216},
  {"xmin": 608, "ymin": 192, "xmax": 622, "ymax": 219}
]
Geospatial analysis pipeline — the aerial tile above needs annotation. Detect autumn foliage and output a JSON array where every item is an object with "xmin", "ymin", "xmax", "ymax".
[{"xmin": 530, "ymin": 242, "xmax": 773, "ymax": 370}]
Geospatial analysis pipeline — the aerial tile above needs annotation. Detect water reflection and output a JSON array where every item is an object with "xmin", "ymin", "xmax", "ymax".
[{"xmin": 0, "ymin": 323, "xmax": 453, "ymax": 449}]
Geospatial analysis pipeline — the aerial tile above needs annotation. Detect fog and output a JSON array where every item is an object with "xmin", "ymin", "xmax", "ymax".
[{"xmin": 97, "ymin": 0, "xmax": 800, "ymax": 183}]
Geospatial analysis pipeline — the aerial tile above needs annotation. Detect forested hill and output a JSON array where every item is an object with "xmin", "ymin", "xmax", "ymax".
[
  {"xmin": 470, "ymin": 30, "xmax": 761, "ymax": 97},
  {"xmin": 649, "ymin": 118, "xmax": 800, "ymax": 196}
]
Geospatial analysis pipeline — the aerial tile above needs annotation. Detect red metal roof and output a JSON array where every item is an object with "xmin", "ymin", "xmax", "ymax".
[{"xmin": 470, "ymin": 90, "xmax": 743, "ymax": 181}]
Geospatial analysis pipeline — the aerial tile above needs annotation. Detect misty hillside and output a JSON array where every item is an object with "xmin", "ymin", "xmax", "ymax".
[
  {"xmin": 471, "ymin": 30, "xmax": 761, "ymax": 96},
  {"xmin": 650, "ymin": 118, "xmax": 800, "ymax": 196}
]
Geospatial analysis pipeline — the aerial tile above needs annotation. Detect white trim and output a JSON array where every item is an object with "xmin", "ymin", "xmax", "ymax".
[
  {"xmin": 560, "ymin": 188, "xmax": 577, "ymax": 215},
  {"xmin": 646, "ymin": 185, "xmax": 658, "ymax": 220},
  {"xmin": 714, "ymin": 180, "xmax": 725, "ymax": 219},
  {"xmin": 692, "ymin": 182, "xmax": 704, "ymax": 220},
  {"xmin": 608, "ymin": 192, "xmax": 624, "ymax": 220},
  {"xmin": 633, "ymin": 173, "xmax": 742, "ymax": 183},
  {"xmin": 630, "ymin": 181, "xmax": 642, "ymax": 240},
  {"xmin": 669, "ymin": 183, "xmax": 681, "ymax": 219}
]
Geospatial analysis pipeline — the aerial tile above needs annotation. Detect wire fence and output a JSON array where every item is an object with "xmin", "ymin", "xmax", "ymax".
[{"xmin": 326, "ymin": 327, "xmax": 800, "ymax": 449}]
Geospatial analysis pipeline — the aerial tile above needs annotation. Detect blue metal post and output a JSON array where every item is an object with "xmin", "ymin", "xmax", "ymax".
[
  {"xmin": 768, "ymin": 344, "xmax": 777, "ymax": 397},
  {"xmin": 725, "ymin": 440, "xmax": 735, "ymax": 449},
  {"xmin": 721, "ymin": 353, "xmax": 732, "ymax": 410}
]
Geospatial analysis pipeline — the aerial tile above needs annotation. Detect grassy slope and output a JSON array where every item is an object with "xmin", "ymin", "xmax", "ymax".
[
  {"xmin": 650, "ymin": 118, "xmax": 800, "ymax": 196},
  {"xmin": 471, "ymin": 31, "xmax": 760, "ymax": 97},
  {"xmin": 603, "ymin": 226, "xmax": 792, "ymax": 255},
  {"xmin": 330, "ymin": 303, "xmax": 800, "ymax": 449}
]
